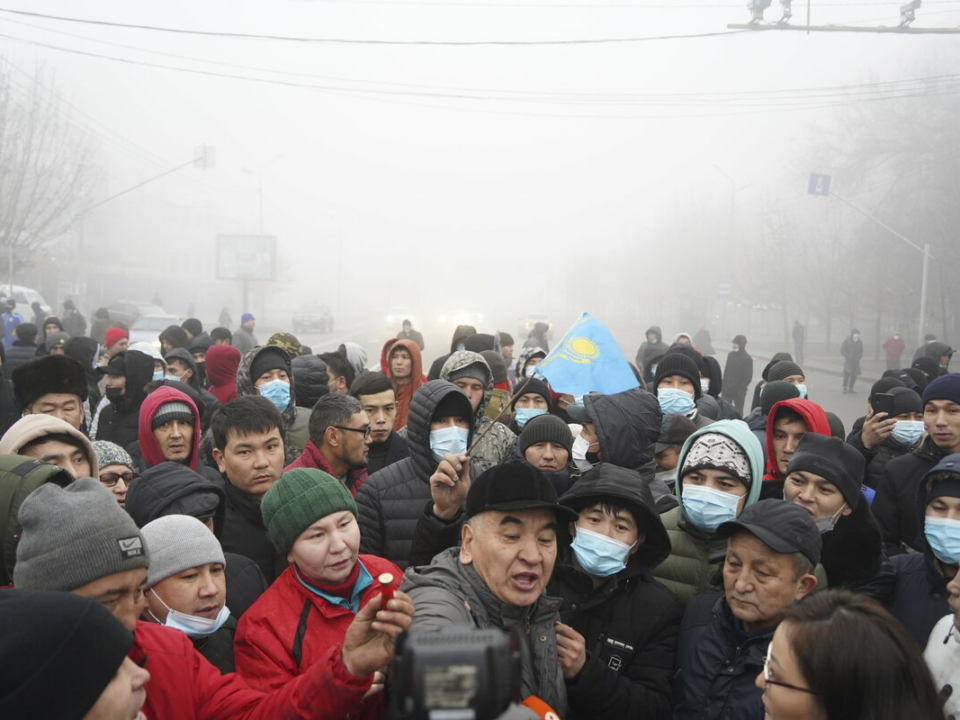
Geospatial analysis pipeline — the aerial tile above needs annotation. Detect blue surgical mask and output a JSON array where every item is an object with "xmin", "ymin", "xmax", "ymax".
[
  {"xmin": 925, "ymin": 516, "xmax": 960, "ymax": 565},
  {"xmin": 681, "ymin": 484, "xmax": 742, "ymax": 533},
  {"xmin": 658, "ymin": 388, "xmax": 695, "ymax": 416},
  {"xmin": 258, "ymin": 379, "xmax": 291, "ymax": 411},
  {"xmin": 700, "ymin": 379, "xmax": 711, "ymax": 394},
  {"xmin": 892, "ymin": 420, "xmax": 924, "ymax": 447},
  {"xmin": 429, "ymin": 425, "xmax": 469, "ymax": 461},
  {"xmin": 814, "ymin": 503, "xmax": 846, "ymax": 534},
  {"xmin": 152, "ymin": 370, "xmax": 164, "ymax": 382},
  {"xmin": 514, "ymin": 407, "xmax": 546, "ymax": 429},
  {"xmin": 571, "ymin": 526, "xmax": 635, "ymax": 577},
  {"xmin": 571, "ymin": 395, "xmax": 584, "ymax": 407},
  {"xmin": 795, "ymin": 383, "xmax": 808, "ymax": 399},
  {"xmin": 149, "ymin": 590, "xmax": 231, "ymax": 638}
]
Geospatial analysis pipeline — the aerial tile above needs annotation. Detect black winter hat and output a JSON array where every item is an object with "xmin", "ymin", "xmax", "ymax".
[
  {"xmin": 499, "ymin": 332, "xmax": 515, "ymax": 348},
  {"xmin": 511, "ymin": 378, "xmax": 551, "ymax": 408},
  {"xmin": 465, "ymin": 462, "xmax": 578, "ymax": 522},
  {"xmin": 0, "ymin": 589, "xmax": 134, "ymax": 720},
  {"xmin": 431, "ymin": 385, "xmax": 474, "ymax": 423},
  {"xmin": 519, "ymin": 414, "xmax": 573, "ymax": 455},
  {"xmin": 181, "ymin": 318, "xmax": 203, "ymax": 337},
  {"xmin": 655, "ymin": 414, "xmax": 697, "ymax": 454},
  {"xmin": 768, "ymin": 361, "xmax": 805, "ymax": 382},
  {"xmin": 889, "ymin": 386, "xmax": 922, "ymax": 416},
  {"xmin": 912, "ymin": 356, "xmax": 941, "ymax": 380},
  {"xmin": 250, "ymin": 346, "xmax": 290, "ymax": 381},
  {"xmin": 96, "ymin": 352, "xmax": 126, "ymax": 377},
  {"xmin": 824, "ymin": 412, "xmax": 846, "ymax": 440},
  {"xmin": 12, "ymin": 355, "xmax": 88, "ymax": 410},
  {"xmin": 760, "ymin": 381, "xmax": 801, "ymax": 415},
  {"xmin": 869, "ymin": 377, "xmax": 905, "ymax": 405},
  {"xmin": 718, "ymin": 499, "xmax": 822, "ymax": 567},
  {"xmin": 761, "ymin": 353, "xmax": 793, "ymax": 381},
  {"xmin": 480, "ymin": 351, "xmax": 508, "ymax": 385},
  {"xmin": 159, "ymin": 325, "xmax": 189, "ymax": 350},
  {"xmin": 732, "ymin": 334, "xmax": 747, "ymax": 348},
  {"xmin": 653, "ymin": 353, "xmax": 702, "ymax": 400},
  {"xmin": 464, "ymin": 334, "xmax": 496, "ymax": 353},
  {"xmin": 785, "ymin": 433, "xmax": 865, "ymax": 510}
]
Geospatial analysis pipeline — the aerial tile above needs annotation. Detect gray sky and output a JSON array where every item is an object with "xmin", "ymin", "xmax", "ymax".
[{"xmin": 2, "ymin": 0, "xmax": 957, "ymax": 326}]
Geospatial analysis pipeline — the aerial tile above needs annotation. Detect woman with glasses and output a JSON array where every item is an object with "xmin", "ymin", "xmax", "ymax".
[
  {"xmin": 756, "ymin": 589, "xmax": 944, "ymax": 720},
  {"xmin": 92, "ymin": 440, "xmax": 137, "ymax": 507}
]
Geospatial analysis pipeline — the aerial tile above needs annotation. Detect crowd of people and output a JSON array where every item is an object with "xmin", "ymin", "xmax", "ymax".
[{"xmin": 0, "ymin": 305, "xmax": 957, "ymax": 720}]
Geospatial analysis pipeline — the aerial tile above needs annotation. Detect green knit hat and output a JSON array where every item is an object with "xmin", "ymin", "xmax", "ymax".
[{"xmin": 260, "ymin": 468, "xmax": 358, "ymax": 557}]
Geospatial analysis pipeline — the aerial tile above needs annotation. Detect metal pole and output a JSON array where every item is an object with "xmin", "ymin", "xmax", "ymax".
[
  {"xmin": 258, "ymin": 175, "xmax": 264, "ymax": 235},
  {"xmin": 919, "ymin": 243, "xmax": 930, "ymax": 347},
  {"xmin": 243, "ymin": 278, "xmax": 250, "ymax": 316}
]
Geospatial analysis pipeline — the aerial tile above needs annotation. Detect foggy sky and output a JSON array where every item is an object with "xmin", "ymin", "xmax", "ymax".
[{"xmin": 2, "ymin": 0, "xmax": 956, "ymax": 328}]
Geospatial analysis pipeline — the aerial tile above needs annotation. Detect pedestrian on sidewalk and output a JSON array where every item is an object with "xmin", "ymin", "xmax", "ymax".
[
  {"xmin": 722, "ymin": 335, "xmax": 753, "ymax": 415},
  {"xmin": 883, "ymin": 331, "xmax": 906, "ymax": 371},
  {"xmin": 841, "ymin": 329, "xmax": 864, "ymax": 394},
  {"xmin": 792, "ymin": 320, "xmax": 805, "ymax": 364}
]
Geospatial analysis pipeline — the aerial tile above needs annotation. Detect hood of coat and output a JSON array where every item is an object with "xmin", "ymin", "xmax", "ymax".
[
  {"xmin": 578, "ymin": 388, "xmax": 662, "ymax": 472},
  {"xmin": 645, "ymin": 325, "xmax": 663, "ymax": 343},
  {"xmin": 205, "ymin": 344, "xmax": 242, "ymax": 389},
  {"xmin": 702, "ymin": 355, "xmax": 723, "ymax": 398},
  {"xmin": 406, "ymin": 380, "xmax": 475, "ymax": 477},
  {"xmin": 115, "ymin": 350, "xmax": 157, "ymax": 414},
  {"xmin": 387, "ymin": 338, "xmax": 424, "ymax": 389},
  {"xmin": 440, "ymin": 351, "xmax": 493, "ymax": 425},
  {"xmin": 515, "ymin": 346, "xmax": 547, "ymax": 379},
  {"xmin": 137, "ymin": 386, "xmax": 201, "ymax": 470},
  {"xmin": 674, "ymin": 419, "xmax": 764, "ymax": 515},
  {"xmin": 915, "ymin": 454, "xmax": 960, "ymax": 561},
  {"xmin": 449, "ymin": 325, "xmax": 477, "ymax": 353},
  {"xmin": 125, "ymin": 460, "xmax": 226, "ymax": 537},
  {"xmin": 0, "ymin": 415, "xmax": 99, "ymax": 476},
  {"xmin": 560, "ymin": 462, "xmax": 671, "ymax": 573},
  {"xmin": 291, "ymin": 354, "xmax": 329, "ymax": 409},
  {"xmin": 163, "ymin": 347, "xmax": 201, "ymax": 392},
  {"xmin": 380, "ymin": 338, "xmax": 398, "ymax": 375},
  {"xmin": 764, "ymin": 399, "xmax": 832, "ymax": 479}
]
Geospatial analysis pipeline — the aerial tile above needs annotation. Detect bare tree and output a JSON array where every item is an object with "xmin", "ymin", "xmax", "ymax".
[{"xmin": 0, "ymin": 64, "xmax": 97, "ymax": 272}]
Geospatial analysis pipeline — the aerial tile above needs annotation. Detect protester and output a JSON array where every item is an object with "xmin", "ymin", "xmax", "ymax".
[
  {"xmin": 3, "ymin": 322, "xmax": 37, "ymax": 377},
  {"xmin": 651, "ymin": 420, "xmax": 764, "ymax": 603},
  {"xmin": 350, "ymin": 370, "xmax": 409, "ymax": 474},
  {"xmin": 925, "ymin": 564, "xmax": 960, "ymax": 719},
  {"xmin": 89, "ymin": 307, "xmax": 111, "ymax": 344},
  {"xmin": 653, "ymin": 414, "xmax": 697, "ymax": 492},
  {"xmin": 849, "ymin": 385, "xmax": 924, "ymax": 489},
  {"xmin": 652, "ymin": 352, "xmax": 711, "ymax": 428},
  {"xmin": 749, "ymin": 352, "xmax": 794, "ymax": 411},
  {"xmin": 883, "ymin": 330, "xmax": 906, "ymax": 370},
  {"xmin": 637, "ymin": 325, "xmax": 668, "ymax": 378},
  {"xmin": 159, "ymin": 324, "xmax": 190, "ymax": 355},
  {"xmin": 397, "ymin": 318, "xmax": 424, "ymax": 350},
  {"xmin": 722, "ymin": 334, "xmax": 753, "ymax": 416},
  {"xmin": 92, "ymin": 440, "xmax": 137, "ymax": 507},
  {"xmin": 0, "ymin": 413, "xmax": 98, "ymax": 479},
  {"xmin": 13, "ymin": 477, "xmax": 415, "ymax": 719},
  {"xmin": 164, "ymin": 347, "xmax": 220, "ymax": 422},
  {"xmin": 141, "ymin": 514, "xmax": 236, "ymax": 673},
  {"xmin": 235, "ymin": 468, "xmax": 403, "ymax": 710},
  {"xmin": 211, "ymin": 325, "xmax": 233, "ymax": 345},
  {"xmin": 480, "ymin": 349, "xmax": 512, "ymax": 423},
  {"xmin": 889, "ymin": 453, "xmax": 960, "ymax": 646},
  {"xmin": 320, "ymin": 348, "xmax": 357, "ymax": 396},
  {"xmin": 205, "ymin": 343, "xmax": 242, "ymax": 404},
  {"xmin": 0, "ymin": 589, "xmax": 150, "ymax": 720},
  {"xmin": 233, "ymin": 312, "xmax": 258, "ymax": 353},
  {"xmin": 762, "ymin": 398, "xmax": 832, "ymax": 498},
  {"xmin": 284, "ymin": 393, "xmax": 370, "ymax": 493},
  {"xmin": 124, "ymin": 461, "xmax": 268, "ymax": 618},
  {"xmin": 674, "ymin": 499, "xmax": 820, "ymax": 720},
  {"xmin": 440, "ymin": 351, "xmax": 516, "ymax": 471},
  {"xmin": 874, "ymin": 373, "xmax": 960, "ymax": 555},
  {"xmin": 764, "ymin": 590, "xmax": 945, "ymax": 720},
  {"xmin": 507, "ymin": 376, "xmax": 552, "ymax": 434},
  {"xmin": 62, "ymin": 298, "xmax": 86, "ymax": 338},
  {"xmin": 236, "ymin": 345, "xmax": 307, "ymax": 461},
  {"xmin": 211, "ymin": 396, "xmax": 289, "ymax": 582},
  {"xmin": 11, "ymin": 354, "xmax": 88, "ymax": 431},
  {"xmin": 402, "ymin": 463, "xmax": 575, "ymax": 715},
  {"xmin": 841, "ymin": 328, "xmax": 864, "ymax": 394},
  {"xmin": 103, "ymin": 326, "xmax": 129, "ymax": 362},
  {"xmin": 742, "ymin": 380, "xmax": 801, "ymax": 460},
  {"xmin": 385, "ymin": 338, "xmax": 424, "ymax": 430},
  {"xmin": 95, "ymin": 349, "xmax": 155, "ymax": 448}
]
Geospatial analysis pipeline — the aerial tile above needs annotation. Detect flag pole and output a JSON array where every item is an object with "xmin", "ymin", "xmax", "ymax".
[{"xmin": 466, "ymin": 374, "xmax": 536, "ymax": 456}]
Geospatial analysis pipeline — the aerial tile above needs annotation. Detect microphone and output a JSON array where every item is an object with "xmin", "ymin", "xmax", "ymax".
[{"xmin": 521, "ymin": 696, "xmax": 561, "ymax": 720}]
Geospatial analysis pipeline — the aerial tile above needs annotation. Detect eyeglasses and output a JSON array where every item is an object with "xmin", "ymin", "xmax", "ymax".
[
  {"xmin": 334, "ymin": 425, "xmax": 372, "ymax": 439},
  {"xmin": 762, "ymin": 642, "xmax": 815, "ymax": 694},
  {"xmin": 99, "ymin": 471, "xmax": 137, "ymax": 487}
]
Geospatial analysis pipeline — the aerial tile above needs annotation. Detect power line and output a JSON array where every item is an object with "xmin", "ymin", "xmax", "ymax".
[{"xmin": 0, "ymin": 7, "xmax": 747, "ymax": 45}]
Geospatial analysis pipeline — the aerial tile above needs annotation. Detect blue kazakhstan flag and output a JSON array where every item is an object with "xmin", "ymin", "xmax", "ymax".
[{"xmin": 534, "ymin": 313, "xmax": 639, "ymax": 395}]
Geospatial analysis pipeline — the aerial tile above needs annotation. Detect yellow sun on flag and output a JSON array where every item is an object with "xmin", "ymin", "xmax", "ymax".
[{"xmin": 559, "ymin": 336, "xmax": 600, "ymax": 364}]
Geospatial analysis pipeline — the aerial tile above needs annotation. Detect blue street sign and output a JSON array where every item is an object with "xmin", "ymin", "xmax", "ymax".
[{"xmin": 808, "ymin": 173, "xmax": 831, "ymax": 197}]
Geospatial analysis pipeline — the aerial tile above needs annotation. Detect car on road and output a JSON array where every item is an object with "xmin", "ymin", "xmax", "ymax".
[
  {"xmin": 129, "ymin": 314, "xmax": 185, "ymax": 350},
  {"xmin": 293, "ymin": 304, "xmax": 334, "ymax": 334},
  {"xmin": 0, "ymin": 284, "xmax": 52, "ymax": 316},
  {"xmin": 107, "ymin": 301, "xmax": 167, "ymax": 327}
]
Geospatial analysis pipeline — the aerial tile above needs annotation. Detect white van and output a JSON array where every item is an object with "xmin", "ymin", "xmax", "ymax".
[{"xmin": 0, "ymin": 285, "xmax": 52, "ymax": 316}]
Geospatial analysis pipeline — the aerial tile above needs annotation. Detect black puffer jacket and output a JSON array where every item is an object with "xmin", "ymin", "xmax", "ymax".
[
  {"xmin": 554, "ymin": 464, "xmax": 683, "ymax": 720},
  {"xmin": 95, "ymin": 350, "xmax": 155, "ymax": 449},
  {"xmin": 873, "ymin": 436, "xmax": 947, "ymax": 556},
  {"xmin": 577, "ymin": 389, "xmax": 675, "ymax": 512},
  {"xmin": 356, "ymin": 380, "xmax": 473, "ymax": 569},
  {"xmin": 64, "ymin": 336, "xmax": 102, "ymax": 412},
  {"xmin": 818, "ymin": 496, "xmax": 895, "ymax": 605},
  {"xmin": 222, "ymin": 479, "xmax": 287, "ymax": 585},
  {"xmin": 124, "ymin": 462, "xmax": 267, "ymax": 618},
  {"xmin": 636, "ymin": 325, "xmax": 667, "ymax": 371},
  {"xmin": 290, "ymin": 354, "xmax": 328, "ymax": 410}
]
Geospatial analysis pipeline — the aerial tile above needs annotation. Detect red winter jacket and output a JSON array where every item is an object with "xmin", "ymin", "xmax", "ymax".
[
  {"xmin": 206, "ymin": 344, "xmax": 242, "ymax": 405},
  {"xmin": 284, "ymin": 438, "xmax": 369, "ymax": 495},
  {"xmin": 131, "ymin": 620, "xmax": 371, "ymax": 720},
  {"xmin": 763, "ymin": 398, "xmax": 832, "ymax": 481},
  {"xmin": 138, "ymin": 386, "xmax": 201, "ymax": 469},
  {"xmin": 234, "ymin": 556, "xmax": 401, "ymax": 714}
]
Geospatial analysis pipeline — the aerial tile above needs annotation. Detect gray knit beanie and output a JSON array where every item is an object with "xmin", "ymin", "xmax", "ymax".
[
  {"xmin": 92, "ymin": 440, "xmax": 134, "ymax": 470},
  {"xmin": 14, "ymin": 478, "xmax": 149, "ymax": 591},
  {"xmin": 141, "ymin": 515, "xmax": 225, "ymax": 587}
]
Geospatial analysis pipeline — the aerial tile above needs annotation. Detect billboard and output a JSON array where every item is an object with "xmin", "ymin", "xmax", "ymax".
[{"xmin": 216, "ymin": 235, "xmax": 276, "ymax": 281}]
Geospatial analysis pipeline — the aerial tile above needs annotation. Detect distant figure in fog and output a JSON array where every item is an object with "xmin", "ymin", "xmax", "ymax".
[
  {"xmin": 841, "ymin": 329, "xmax": 864, "ymax": 394},
  {"xmin": 219, "ymin": 306, "xmax": 232, "ymax": 330},
  {"xmin": 397, "ymin": 319, "xmax": 424, "ymax": 351},
  {"xmin": 883, "ymin": 330, "xmax": 906, "ymax": 371},
  {"xmin": 792, "ymin": 320, "xmax": 805, "ymax": 364}
]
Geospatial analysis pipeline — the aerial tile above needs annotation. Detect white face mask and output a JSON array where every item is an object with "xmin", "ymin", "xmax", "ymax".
[
  {"xmin": 571, "ymin": 435, "xmax": 594, "ymax": 471},
  {"xmin": 148, "ymin": 589, "xmax": 230, "ymax": 638}
]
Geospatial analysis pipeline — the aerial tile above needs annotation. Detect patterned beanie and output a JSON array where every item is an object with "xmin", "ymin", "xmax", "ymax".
[
  {"xmin": 261, "ymin": 468, "xmax": 357, "ymax": 557},
  {"xmin": 680, "ymin": 432, "xmax": 751, "ymax": 486},
  {"xmin": 92, "ymin": 440, "xmax": 134, "ymax": 470}
]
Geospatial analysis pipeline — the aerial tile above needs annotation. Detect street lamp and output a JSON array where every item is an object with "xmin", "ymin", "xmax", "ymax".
[{"xmin": 241, "ymin": 153, "xmax": 285, "ymax": 235}]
